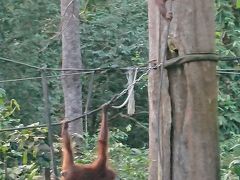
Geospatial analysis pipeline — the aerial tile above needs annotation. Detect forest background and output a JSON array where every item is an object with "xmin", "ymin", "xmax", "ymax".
[{"xmin": 0, "ymin": 0, "xmax": 239, "ymax": 179}]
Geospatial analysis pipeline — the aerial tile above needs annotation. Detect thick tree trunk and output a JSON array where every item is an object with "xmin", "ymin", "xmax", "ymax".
[
  {"xmin": 148, "ymin": 0, "xmax": 219, "ymax": 179},
  {"xmin": 168, "ymin": 0, "xmax": 219, "ymax": 180},
  {"xmin": 61, "ymin": 0, "xmax": 83, "ymax": 137}
]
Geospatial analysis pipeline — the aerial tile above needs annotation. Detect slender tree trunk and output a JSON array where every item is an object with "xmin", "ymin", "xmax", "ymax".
[
  {"xmin": 148, "ymin": 0, "xmax": 172, "ymax": 179},
  {"xmin": 61, "ymin": 0, "xmax": 83, "ymax": 137},
  {"xmin": 148, "ymin": 1, "xmax": 160, "ymax": 179}
]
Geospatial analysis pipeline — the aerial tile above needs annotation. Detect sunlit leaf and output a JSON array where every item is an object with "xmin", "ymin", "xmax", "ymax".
[{"xmin": 237, "ymin": 0, "xmax": 240, "ymax": 9}]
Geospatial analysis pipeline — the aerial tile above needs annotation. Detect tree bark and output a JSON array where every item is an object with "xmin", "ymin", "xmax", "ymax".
[
  {"xmin": 148, "ymin": 0, "xmax": 219, "ymax": 179},
  {"xmin": 148, "ymin": 1, "xmax": 160, "ymax": 179},
  {"xmin": 148, "ymin": 0, "xmax": 172, "ymax": 179},
  {"xmin": 61, "ymin": 0, "xmax": 83, "ymax": 137},
  {"xmin": 168, "ymin": 0, "xmax": 219, "ymax": 180}
]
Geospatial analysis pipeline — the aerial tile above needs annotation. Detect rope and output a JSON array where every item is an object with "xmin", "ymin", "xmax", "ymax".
[
  {"xmin": 84, "ymin": 72, "xmax": 95, "ymax": 140},
  {"xmin": 0, "ymin": 56, "xmax": 148, "ymax": 72},
  {"xmin": 0, "ymin": 76, "xmax": 43, "ymax": 83},
  {"xmin": 44, "ymin": 66, "xmax": 148, "ymax": 72},
  {"xmin": 0, "ymin": 52, "xmax": 239, "ymax": 133},
  {"xmin": 112, "ymin": 68, "xmax": 138, "ymax": 109},
  {"xmin": 0, "ymin": 69, "xmax": 238, "ymax": 133},
  {"xmin": 217, "ymin": 68, "xmax": 240, "ymax": 71},
  {"xmin": 0, "ymin": 66, "xmax": 153, "ymax": 133},
  {"xmin": 164, "ymin": 53, "xmax": 219, "ymax": 68},
  {"xmin": 0, "ymin": 72, "xmax": 93, "ymax": 83},
  {"xmin": 1, "ymin": 66, "xmax": 239, "ymax": 84},
  {"xmin": 0, "ymin": 55, "xmax": 239, "ymax": 72},
  {"xmin": 220, "ymin": 56, "xmax": 240, "ymax": 61},
  {"xmin": 0, "ymin": 107, "xmax": 101, "ymax": 133},
  {"xmin": 217, "ymin": 71, "xmax": 240, "ymax": 75},
  {"xmin": 0, "ymin": 57, "xmax": 40, "ymax": 69}
]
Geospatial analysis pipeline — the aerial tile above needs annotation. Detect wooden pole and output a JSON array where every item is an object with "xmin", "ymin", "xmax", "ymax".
[
  {"xmin": 148, "ymin": 0, "xmax": 219, "ymax": 179},
  {"xmin": 148, "ymin": 0, "xmax": 172, "ymax": 179},
  {"xmin": 148, "ymin": 0, "xmax": 161, "ymax": 178},
  {"xmin": 168, "ymin": 0, "xmax": 219, "ymax": 179},
  {"xmin": 41, "ymin": 68, "xmax": 58, "ymax": 180}
]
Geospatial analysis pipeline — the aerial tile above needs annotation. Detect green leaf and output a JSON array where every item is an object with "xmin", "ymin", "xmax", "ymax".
[
  {"xmin": 237, "ymin": 0, "xmax": 240, "ymax": 9},
  {"xmin": 0, "ymin": 88, "xmax": 6, "ymax": 98},
  {"xmin": 22, "ymin": 150, "xmax": 28, "ymax": 165},
  {"xmin": 10, "ymin": 99, "xmax": 20, "ymax": 111},
  {"xmin": 27, "ymin": 168, "xmax": 38, "ymax": 180},
  {"xmin": 126, "ymin": 124, "xmax": 132, "ymax": 132},
  {"xmin": 32, "ymin": 146, "xmax": 38, "ymax": 158},
  {"xmin": 229, "ymin": 160, "xmax": 240, "ymax": 175}
]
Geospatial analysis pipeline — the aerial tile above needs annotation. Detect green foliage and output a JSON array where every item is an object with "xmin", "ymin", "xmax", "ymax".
[
  {"xmin": 215, "ymin": 0, "xmax": 240, "ymax": 138},
  {"xmin": 220, "ymin": 134, "xmax": 240, "ymax": 179},
  {"xmin": 0, "ymin": 91, "xmax": 50, "ymax": 179},
  {"xmin": 0, "ymin": 0, "xmax": 61, "ymax": 122},
  {"xmin": 76, "ymin": 127, "xmax": 148, "ymax": 179},
  {"xmin": 218, "ymin": 92, "xmax": 240, "ymax": 138},
  {"xmin": 0, "ymin": 88, "xmax": 147, "ymax": 179},
  {"xmin": 0, "ymin": 0, "xmax": 149, "ymax": 147},
  {"xmin": 80, "ymin": 0, "xmax": 148, "ymax": 68},
  {"xmin": 216, "ymin": 0, "xmax": 240, "ymax": 56},
  {"xmin": 237, "ymin": 0, "xmax": 240, "ymax": 9},
  {"xmin": 79, "ymin": 0, "xmax": 149, "ymax": 147},
  {"xmin": 215, "ymin": 3, "xmax": 240, "ymax": 177},
  {"xmin": 110, "ymin": 129, "xmax": 148, "ymax": 179},
  {"xmin": 0, "ymin": 0, "xmax": 240, "ymax": 179}
]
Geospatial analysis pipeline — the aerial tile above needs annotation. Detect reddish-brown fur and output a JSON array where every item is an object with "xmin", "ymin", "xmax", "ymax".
[{"xmin": 61, "ymin": 105, "xmax": 116, "ymax": 180}]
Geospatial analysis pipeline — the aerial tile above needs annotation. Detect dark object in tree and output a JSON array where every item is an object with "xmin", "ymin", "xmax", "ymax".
[
  {"xmin": 155, "ymin": 0, "xmax": 172, "ymax": 20},
  {"xmin": 61, "ymin": 105, "xmax": 116, "ymax": 180}
]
